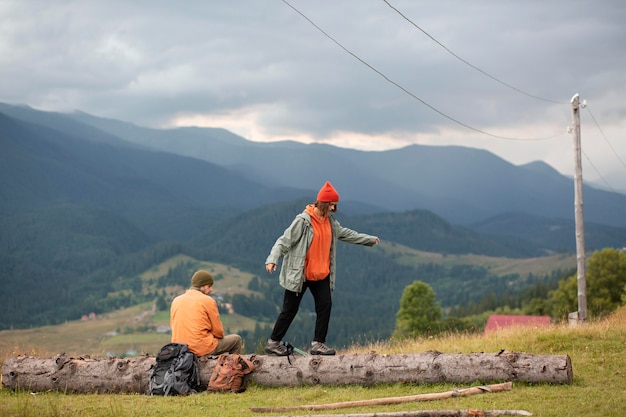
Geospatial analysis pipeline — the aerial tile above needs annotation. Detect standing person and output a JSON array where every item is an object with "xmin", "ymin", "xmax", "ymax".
[
  {"xmin": 170, "ymin": 270, "xmax": 242, "ymax": 356},
  {"xmin": 264, "ymin": 181, "xmax": 380, "ymax": 356}
]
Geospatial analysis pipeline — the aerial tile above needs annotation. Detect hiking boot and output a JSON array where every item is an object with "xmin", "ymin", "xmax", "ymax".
[
  {"xmin": 310, "ymin": 341, "xmax": 336, "ymax": 355},
  {"xmin": 264, "ymin": 339, "xmax": 291, "ymax": 356}
]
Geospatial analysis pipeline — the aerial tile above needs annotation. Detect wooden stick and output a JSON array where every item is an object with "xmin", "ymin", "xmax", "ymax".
[
  {"xmin": 254, "ymin": 410, "xmax": 532, "ymax": 417},
  {"xmin": 250, "ymin": 381, "xmax": 512, "ymax": 412}
]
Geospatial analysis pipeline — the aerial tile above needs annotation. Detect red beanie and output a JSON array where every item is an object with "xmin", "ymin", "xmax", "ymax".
[{"xmin": 317, "ymin": 181, "xmax": 340, "ymax": 202}]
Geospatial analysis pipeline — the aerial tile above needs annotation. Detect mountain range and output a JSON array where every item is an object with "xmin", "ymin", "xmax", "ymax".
[
  {"xmin": 3, "ymin": 102, "xmax": 624, "ymax": 230},
  {"xmin": 1, "ymin": 102, "xmax": 625, "ymax": 344}
]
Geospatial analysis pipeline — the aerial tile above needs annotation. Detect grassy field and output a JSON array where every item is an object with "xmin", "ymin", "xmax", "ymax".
[
  {"xmin": 1, "ymin": 306, "xmax": 624, "ymax": 416},
  {"xmin": 4, "ymin": 250, "xmax": 570, "ymax": 359},
  {"xmin": 0, "ymin": 255, "xmax": 269, "ymax": 359},
  {"xmin": 379, "ymin": 242, "xmax": 577, "ymax": 277},
  {"xmin": 0, "ymin": 301, "xmax": 263, "ymax": 358},
  {"xmin": 139, "ymin": 255, "xmax": 260, "ymax": 298}
]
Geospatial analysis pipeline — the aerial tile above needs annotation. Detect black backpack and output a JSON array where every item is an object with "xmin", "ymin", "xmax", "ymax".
[{"xmin": 147, "ymin": 343, "xmax": 200, "ymax": 396}]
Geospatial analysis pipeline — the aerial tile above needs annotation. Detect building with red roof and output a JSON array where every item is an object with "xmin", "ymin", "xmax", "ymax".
[{"xmin": 484, "ymin": 315, "xmax": 551, "ymax": 333}]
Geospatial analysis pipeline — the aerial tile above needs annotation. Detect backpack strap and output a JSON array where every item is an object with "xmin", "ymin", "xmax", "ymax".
[{"xmin": 241, "ymin": 354, "xmax": 256, "ymax": 375}]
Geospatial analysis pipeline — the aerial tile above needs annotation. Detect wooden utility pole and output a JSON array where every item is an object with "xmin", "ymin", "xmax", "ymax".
[{"xmin": 570, "ymin": 93, "xmax": 587, "ymax": 324}]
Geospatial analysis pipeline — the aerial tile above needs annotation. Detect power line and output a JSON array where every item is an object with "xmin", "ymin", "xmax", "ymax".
[
  {"xmin": 578, "ymin": 104, "xmax": 626, "ymax": 196},
  {"xmin": 282, "ymin": 0, "xmax": 564, "ymax": 142},
  {"xmin": 382, "ymin": 0, "xmax": 566, "ymax": 105},
  {"xmin": 585, "ymin": 106, "xmax": 626, "ymax": 169},
  {"xmin": 570, "ymin": 98, "xmax": 625, "ymax": 196},
  {"xmin": 581, "ymin": 149, "xmax": 623, "ymax": 196}
]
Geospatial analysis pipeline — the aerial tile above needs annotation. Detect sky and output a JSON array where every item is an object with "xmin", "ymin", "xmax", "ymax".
[{"xmin": 1, "ymin": 0, "xmax": 625, "ymax": 192}]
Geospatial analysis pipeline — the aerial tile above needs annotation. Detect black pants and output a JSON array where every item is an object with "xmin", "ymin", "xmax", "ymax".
[{"xmin": 270, "ymin": 276, "xmax": 332, "ymax": 343}]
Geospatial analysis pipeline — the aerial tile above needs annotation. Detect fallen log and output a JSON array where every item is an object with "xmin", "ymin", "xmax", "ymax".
[
  {"xmin": 1, "ymin": 350, "xmax": 572, "ymax": 393},
  {"xmin": 251, "ymin": 381, "xmax": 512, "ymax": 412}
]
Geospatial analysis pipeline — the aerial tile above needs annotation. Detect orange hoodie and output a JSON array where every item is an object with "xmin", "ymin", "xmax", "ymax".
[
  {"xmin": 304, "ymin": 204, "xmax": 332, "ymax": 281},
  {"xmin": 170, "ymin": 288, "xmax": 224, "ymax": 356}
]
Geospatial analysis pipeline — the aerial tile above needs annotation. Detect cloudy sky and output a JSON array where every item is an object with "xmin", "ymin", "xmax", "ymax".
[{"xmin": 2, "ymin": 0, "xmax": 625, "ymax": 191}]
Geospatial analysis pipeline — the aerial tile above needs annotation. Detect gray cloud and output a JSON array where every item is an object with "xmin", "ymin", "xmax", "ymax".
[{"xmin": 1, "ymin": 0, "xmax": 625, "ymax": 190}]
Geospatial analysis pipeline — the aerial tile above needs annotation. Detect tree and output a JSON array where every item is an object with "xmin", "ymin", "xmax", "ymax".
[
  {"xmin": 155, "ymin": 295, "xmax": 168, "ymax": 312},
  {"xmin": 549, "ymin": 248, "xmax": 626, "ymax": 319},
  {"xmin": 394, "ymin": 281, "xmax": 442, "ymax": 338},
  {"xmin": 548, "ymin": 276, "xmax": 578, "ymax": 320},
  {"xmin": 586, "ymin": 248, "xmax": 626, "ymax": 313}
]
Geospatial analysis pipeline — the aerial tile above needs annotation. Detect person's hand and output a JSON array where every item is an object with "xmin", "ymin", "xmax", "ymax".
[
  {"xmin": 374, "ymin": 237, "xmax": 380, "ymax": 245},
  {"xmin": 266, "ymin": 263, "xmax": 277, "ymax": 274}
]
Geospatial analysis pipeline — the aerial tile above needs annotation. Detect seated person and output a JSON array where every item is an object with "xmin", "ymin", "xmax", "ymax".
[{"xmin": 170, "ymin": 270, "xmax": 242, "ymax": 356}]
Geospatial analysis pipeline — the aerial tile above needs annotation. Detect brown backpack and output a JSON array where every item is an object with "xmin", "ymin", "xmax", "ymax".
[{"xmin": 207, "ymin": 353, "xmax": 256, "ymax": 393}]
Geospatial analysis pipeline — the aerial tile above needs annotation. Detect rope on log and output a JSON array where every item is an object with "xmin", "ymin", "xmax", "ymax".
[{"xmin": 250, "ymin": 381, "xmax": 512, "ymax": 412}]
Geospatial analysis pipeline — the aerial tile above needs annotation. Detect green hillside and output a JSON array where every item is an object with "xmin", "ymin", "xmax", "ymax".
[
  {"xmin": 0, "ymin": 255, "xmax": 269, "ymax": 358},
  {"xmin": 2, "ymin": 106, "xmax": 624, "ymax": 348},
  {"xmin": 0, "ymin": 303, "xmax": 262, "ymax": 359},
  {"xmin": 0, "ymin": 249, "xmax": 576, "ymax": 358},
  {"xmin": 378, "ymin": 241, "xmax": 576, "ymax": 275},
  {"xmin": 0, "ymin": 197, "xmax": 583, "ymax": 350}
]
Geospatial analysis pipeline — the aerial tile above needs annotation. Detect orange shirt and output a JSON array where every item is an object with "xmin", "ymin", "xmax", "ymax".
[
  {"xmin": 170, "ymin": 288, "xmax": 224, "ymax": 356},
  {"xmin": 304, "ymin": 205, "xmax": 332, "ymax": 281}
]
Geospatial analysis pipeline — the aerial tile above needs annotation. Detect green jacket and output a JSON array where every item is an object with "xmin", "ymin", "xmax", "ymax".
[{"xmin": 265, "ymin": 211, "xmax": 378, "ymax": 293}]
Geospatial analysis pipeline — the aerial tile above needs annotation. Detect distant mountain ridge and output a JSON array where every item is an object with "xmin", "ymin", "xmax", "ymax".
[
  {"xmin": 2, "ymin": 103, "xmax": 626, "ymax": 340},
  {"xmin": 2, "ymin": 102, "xmax": 625, "ymax": 231},
  {"xmin": 0, "ymin": 108, "xmax": 311, "ymax": 239},
  {"xmin": 61, "ymin": 106, "xmax": 626, "ymax": 228}
]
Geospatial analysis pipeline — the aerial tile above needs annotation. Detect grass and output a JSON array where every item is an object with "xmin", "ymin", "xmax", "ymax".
[
  {"xmin": 2, "ymin": 307, "xmax": 625, "ymax": 417},
  {"xmin": 140, "ymin": 255, "xmax": 260, "ymax": 298},
  {"xmin": 0, "ymin": 307, "xmax": 262, "ymax": 359},
  {"xmin": 379, "ymin": 242, "xmax": 576, "ymax": 277}
]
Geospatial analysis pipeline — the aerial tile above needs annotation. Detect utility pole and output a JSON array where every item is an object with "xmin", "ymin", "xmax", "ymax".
[{"xmin": 569, "ymin": 93, "xmax": 587, "ymax": 325}]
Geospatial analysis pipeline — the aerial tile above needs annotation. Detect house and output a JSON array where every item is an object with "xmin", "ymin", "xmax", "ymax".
[
  {"xmin": 484, "ymin": 315, "xmax": 551, "ymax": 333},
  {"xmin": 156, "ymin": 325, "xmax": 171, "ymax": 334}
]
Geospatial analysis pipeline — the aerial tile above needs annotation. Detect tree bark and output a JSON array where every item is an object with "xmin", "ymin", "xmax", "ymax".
[{"xmin": 1, "ymin": 350, "xmax": 572, "ymax": 394}]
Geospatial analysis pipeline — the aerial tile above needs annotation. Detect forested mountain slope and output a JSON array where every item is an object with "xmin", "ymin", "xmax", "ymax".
[
  {"xmin": 2, "ymin": 102, "xmax": 625, "ymax": 227},
  {"xmin": 1, "ymin": 105, "xmax": 623, "ymax": 349}
]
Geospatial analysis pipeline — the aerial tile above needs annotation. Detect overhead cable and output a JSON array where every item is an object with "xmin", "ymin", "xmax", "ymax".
[
  {"xmin": 579, "ymin": 105, "xmax": 626, "ymax": 196},
  {"xmin": 282, "ymin": 0, "xmax": 563, "ymax": 142},
  {"xmin": 382, "ymin": 0, "xmax": 566, "ymax": 105},
  {"xmin": 581, "ymin": 149, "xmax": 623, "ymax": 196},
  {"xmin": 585, "ymin": 106, "xmax": 626, "ymax": 169}
]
